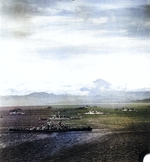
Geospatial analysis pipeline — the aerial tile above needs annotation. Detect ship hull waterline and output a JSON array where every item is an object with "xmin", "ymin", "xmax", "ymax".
[{"xmin": 9, "ymin": 127, "xmax": 92, "ymax": 133}]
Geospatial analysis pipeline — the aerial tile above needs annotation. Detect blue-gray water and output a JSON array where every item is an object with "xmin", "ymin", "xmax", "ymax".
[{"xmin": 0, "ymin": 130, "xmax": 106, "ymax": 162}]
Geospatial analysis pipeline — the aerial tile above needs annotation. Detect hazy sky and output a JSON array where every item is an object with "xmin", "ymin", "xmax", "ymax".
[{"xmin": 0, "ymin": 0, "xmax": 150, "ymax": 96}]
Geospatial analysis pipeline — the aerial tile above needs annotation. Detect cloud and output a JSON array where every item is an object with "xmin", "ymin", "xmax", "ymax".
[
  {"xmin": 1, "ymin": 0, "xmax": 150, "ymax": 39},
  {"xmin": 1, "ymin": 0, "xmax": 150, "ymax": 96},
  {"xmin": 0, "ymin": 0, "xmax": 57, "ymax": 37},
  {"xmin": 90, "ymin": 6, "xmax": 150, "ymax": 38}
]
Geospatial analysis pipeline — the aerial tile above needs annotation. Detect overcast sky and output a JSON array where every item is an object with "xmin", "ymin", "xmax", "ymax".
[{"xmin": 0, "ymin": 0, "xmax": 150, "ymax": 96}]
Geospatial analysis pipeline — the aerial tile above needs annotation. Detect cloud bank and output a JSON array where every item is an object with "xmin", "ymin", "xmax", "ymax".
[{"xmin": 0, "ymin": 0, "xmax": 150, "ymax": 96}]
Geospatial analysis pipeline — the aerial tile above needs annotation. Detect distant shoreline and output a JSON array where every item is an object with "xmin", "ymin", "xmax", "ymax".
[{"xmin": 1, "ymin": 102, "xmax": 150, "ymax": 109}]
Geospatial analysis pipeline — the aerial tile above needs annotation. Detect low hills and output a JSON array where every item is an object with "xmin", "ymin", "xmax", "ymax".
[{"xmin": 1, "ymin": 91, "xmax": 150, "ymax": 106}]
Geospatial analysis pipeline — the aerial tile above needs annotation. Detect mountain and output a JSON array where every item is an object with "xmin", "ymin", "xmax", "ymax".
[
  {"xmin": 93, "ymin": 79, "xmax": 111, "ymax": 89},
  {"xmin": 80, "ymin": 79, "xmax": 112, "ymax": 95},
  {"xmin": 1, "ymin": 91, "xmax": 150, "ymax": 106},
  {"xmin": 0, "ymin": 92, "xmax": 61, "ymax": 106},
  {"xmin": 1, "ymin": 79, "xmax": 150, "ymax": 106},
  {"xmin": 133, "ymin": 98, "xmax": 150, "ymax": 103}
]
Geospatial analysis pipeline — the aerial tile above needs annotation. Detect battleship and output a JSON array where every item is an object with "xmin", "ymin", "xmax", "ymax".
[{"xmin": 9, "ymin": 121, "xmax": 92, "ymax": 133}]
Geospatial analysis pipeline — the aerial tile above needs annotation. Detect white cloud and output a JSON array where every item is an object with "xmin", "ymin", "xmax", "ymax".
[
  {"xmin": 1, "ymin": 1, "xmax": 150, "ymax": 96},
  {"xmin": 1, "ymin": 50, "xmax": 150, "ymax": 95}
]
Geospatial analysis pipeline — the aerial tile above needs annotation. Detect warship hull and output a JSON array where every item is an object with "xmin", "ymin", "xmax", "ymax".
[{"xmin": 9, "ymin": 127, "xmax": 92, "ymax": 133}]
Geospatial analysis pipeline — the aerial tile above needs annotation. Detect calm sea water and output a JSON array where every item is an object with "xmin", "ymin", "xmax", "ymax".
[{"xmin": 0, "ymin": 130, "xmax": 106, "ymax": 162}]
